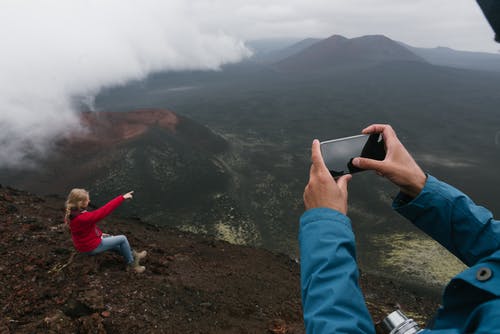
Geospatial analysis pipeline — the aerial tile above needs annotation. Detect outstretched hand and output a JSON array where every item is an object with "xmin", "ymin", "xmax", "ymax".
[
  {"xmin": 123, "ymin": 191, "xmax": 134, "ymax": 200},
  {"xmin": 352, "ymin": 124, "xmax": 426, "ymax": 198},
  {"xmin": 303, "ymin": 139, "xmax": 351, "ymax": 215}
]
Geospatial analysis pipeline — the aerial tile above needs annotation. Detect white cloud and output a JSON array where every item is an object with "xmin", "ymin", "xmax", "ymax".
[{"xmin": 0, "ymin": 0, "xmax": 250, "ymax": 168}]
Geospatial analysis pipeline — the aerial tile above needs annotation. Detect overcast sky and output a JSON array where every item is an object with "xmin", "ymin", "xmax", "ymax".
[
  {"xmin": 196, "ymin": 0, "xmax": 498, "ymax": 53},
  {"xmin": 0, "ymin": 0, "xmax": 498, "ymax": 168}
]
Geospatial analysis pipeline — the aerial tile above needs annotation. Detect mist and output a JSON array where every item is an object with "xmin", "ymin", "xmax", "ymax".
[{"xmin": 0, "ymin": 0, "xmax": 250, "ymax": 168}]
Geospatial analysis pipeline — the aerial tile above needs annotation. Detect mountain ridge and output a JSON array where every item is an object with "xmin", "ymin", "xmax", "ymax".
[
  {"xmin": 273, "ymin": 34, "xmax": 426, "ymax": 72},
  {"xmin": 401, "ymin": 42, "xmax": 500, "ymax": 72}
]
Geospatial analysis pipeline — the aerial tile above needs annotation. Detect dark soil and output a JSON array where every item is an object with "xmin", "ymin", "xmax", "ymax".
[{"xmin": 0, "ymin": 185, "xmax": 439, "ymax": 333}]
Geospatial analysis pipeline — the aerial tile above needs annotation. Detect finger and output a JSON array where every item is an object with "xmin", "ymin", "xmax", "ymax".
[
  {"xmin": 311, "ymin": 139, "xmax": 328, "ymax": 172},
  {"xmin": 130, "ymin": 191, "xmax": 134, "ymax": 194},
  {"xmin": 361, "ymin": 124, "xmax": 389, "ymax": 134},
  {"xmin": 379, "ymin": 125, "xmax": 398, "ymax": 146},
  {"xmin": 362, "ymin": 124, "xmax": 400, "ymax": 148},
  {"xmin": 336, "ymin": 174, "xmax": 352, "ymax": 193},
  {"xmin": 362, "ymin": 124, "xmax": 397, "ymax": 138},
  {"xmin": 352, "ymin": 157, "xmax": 384, "ymax": 172}
]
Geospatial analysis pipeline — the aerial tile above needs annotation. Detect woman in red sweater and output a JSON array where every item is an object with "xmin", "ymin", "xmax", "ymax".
[{"xmin": 64, "ymin": 189, "xmax": 147, "ymax": 273}]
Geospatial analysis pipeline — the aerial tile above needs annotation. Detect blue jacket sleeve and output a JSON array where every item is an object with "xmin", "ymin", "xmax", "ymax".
[
  {"xmin": 393, "ymin": 175, "xmax": 500, "ymax": 267},
  {"xmin": 299, "ymin": 208, "xmax": 375, "ymax": 334}
]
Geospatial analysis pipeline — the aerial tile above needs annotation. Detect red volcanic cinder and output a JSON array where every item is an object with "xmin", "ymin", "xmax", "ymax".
[{"xmin": 76, "ymin": 109, "xmax": 179, "ymax": 145}]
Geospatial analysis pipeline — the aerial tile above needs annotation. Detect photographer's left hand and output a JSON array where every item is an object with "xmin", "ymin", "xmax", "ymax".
[{"xmin": 303, "ymin": 139, "xmax": 351, "ymax": 215}]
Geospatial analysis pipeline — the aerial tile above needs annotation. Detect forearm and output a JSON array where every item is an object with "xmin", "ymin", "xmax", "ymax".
[
  {"xmin": 299, "ymin": 208, "xmax": 374, "ymax": 334},
  {"xmin": 83, "ymin": 196, "xmax": 125, "ymax": 223},
  {"xmin": 393, "ymin": 175, "xmax": 500, "ymax": 266}
]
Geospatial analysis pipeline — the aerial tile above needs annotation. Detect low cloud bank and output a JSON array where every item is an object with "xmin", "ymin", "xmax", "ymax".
[{"xmin": 0, "ymin": 0, "xmax": 249, "ymax": 168}]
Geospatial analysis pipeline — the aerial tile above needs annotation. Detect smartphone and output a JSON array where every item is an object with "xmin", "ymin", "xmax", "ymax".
[{"xmin": 320, "ymin": 134, "xmax": 385, "ymax": 177}]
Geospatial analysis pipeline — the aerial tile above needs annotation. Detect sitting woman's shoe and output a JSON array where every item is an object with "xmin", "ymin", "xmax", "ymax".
[
  {"xmin": 129, "ymin": 264, "xmax": 146, "ymax": 274},
  {"xmin": 133, "ymin": 250, "xmax": 147, "ymax": 260},
  {"xmin": 128, "ymin": 250, "xmax": 147, "ymax": 273}
]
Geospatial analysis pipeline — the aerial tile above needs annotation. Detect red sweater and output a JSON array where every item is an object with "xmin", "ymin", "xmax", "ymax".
[{"xmin": 69, "ymin": 196, "xmax": 125, "ymax": 252}]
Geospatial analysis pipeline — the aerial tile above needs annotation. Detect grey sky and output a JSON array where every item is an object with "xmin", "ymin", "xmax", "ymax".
[
  {"xmin": 0, "ymin": 0, "xmax": 497, "ymax": 168},
  {"xmin": 192, "ymin": 0, "xmax": 498, "ymax": 53}
]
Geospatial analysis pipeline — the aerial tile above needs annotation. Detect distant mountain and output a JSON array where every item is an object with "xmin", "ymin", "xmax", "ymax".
[
  {"xmin": 401, "ymin": 44, "xmax": 500, "ymax": 72},
  {"xmin": 250, "ymin": 38, "xmax": 321, "ymax": 64},
  {"xmin": 274, "ymin": 34, "xmax": 426, "ymax": 72}
]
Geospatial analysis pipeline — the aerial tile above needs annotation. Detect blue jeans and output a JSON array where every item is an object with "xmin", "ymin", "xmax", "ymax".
[{"xmin": 87, "ymin": 235, "xmax": 134, "ymax": 264}]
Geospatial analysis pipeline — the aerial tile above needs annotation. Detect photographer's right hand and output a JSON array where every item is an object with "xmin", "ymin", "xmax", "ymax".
[{"xmin": 352, "ymin": 124, "xmax": 426, "ymax": 198}]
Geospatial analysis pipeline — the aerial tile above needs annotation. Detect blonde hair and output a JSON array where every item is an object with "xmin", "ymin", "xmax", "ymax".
[{"xmin": 64, "ymin": 188, "xmax": 89, "ymax": 225}]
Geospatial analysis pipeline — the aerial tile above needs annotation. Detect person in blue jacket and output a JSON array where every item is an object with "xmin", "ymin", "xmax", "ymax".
[{"xmin": 300, "ymin": 124, "xmax": 500, "ymax": 333}]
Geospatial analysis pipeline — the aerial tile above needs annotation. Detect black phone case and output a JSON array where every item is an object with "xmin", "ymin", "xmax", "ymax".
[{"xmin": 329, "ymin": 134, "xmax": 385, "ymax": 178}]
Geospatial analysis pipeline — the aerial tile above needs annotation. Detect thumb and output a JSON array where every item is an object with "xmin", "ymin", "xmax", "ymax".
[
  {"xmin": 336, "ymin": 174, "xmax": 352, "ymax": 193},
  {"xmin": 311, "ymin": 139, "xmax": 326, "ymax": 167},
  {"xmin": 352, "ymin": 157, "xmax": 384, "ymax": 172}
]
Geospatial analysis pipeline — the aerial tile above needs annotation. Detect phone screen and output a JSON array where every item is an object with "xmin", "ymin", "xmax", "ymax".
[{"xmin": 320, "ymin": 134, "xmax": 385, "ymax": 177}]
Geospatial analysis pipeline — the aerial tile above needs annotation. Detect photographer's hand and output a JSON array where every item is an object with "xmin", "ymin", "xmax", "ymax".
[
  {"xmin": 352, "ymin": 124, "xmax": 426, "ymax": 198},
  {"xmin": 304, "ymin": 139, "xmax": 351, "ymax": 214}
]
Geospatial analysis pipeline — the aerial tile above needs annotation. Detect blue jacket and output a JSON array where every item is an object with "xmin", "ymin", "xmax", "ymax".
[{"xmin": 299, "ymin": 175, "xmax": 500, "ymax": 333}]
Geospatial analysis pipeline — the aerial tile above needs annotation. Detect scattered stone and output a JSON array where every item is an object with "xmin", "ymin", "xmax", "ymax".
[
  {"xmin": 79, "ymin": 288, "xmax": 105, "ymax": 310},
  {"xmin": 79, "ymin": 313, "xmax": 106, "ymax": 334},
  {"xmin": 24, "ymin": 265, "xmax": 35, "ymax": 273},
  {"xmin": 44, "ymin": 310, "xmax": 65, "ymax": 324},
  {"xmin": 43, "ymin": 310, "xmax": 77, "ymax": 333},
  {"xmin": 268, "ymin": 318, "xmax": 287, "ymax": 334}
]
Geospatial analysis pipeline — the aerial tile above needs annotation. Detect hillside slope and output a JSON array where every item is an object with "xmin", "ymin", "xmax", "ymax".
[{"xmin": 0, "ymin": 185, "xmax": 439, "ymax": 333}]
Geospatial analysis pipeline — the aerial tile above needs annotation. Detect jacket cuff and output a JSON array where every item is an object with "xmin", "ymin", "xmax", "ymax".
[
  {"xmin": 392, "ymin": 174, "xmax": 442, "ymax": 219},
  {"xmin": 300, "ymin": 208, "xmax": 352, "ymax": 232}
]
